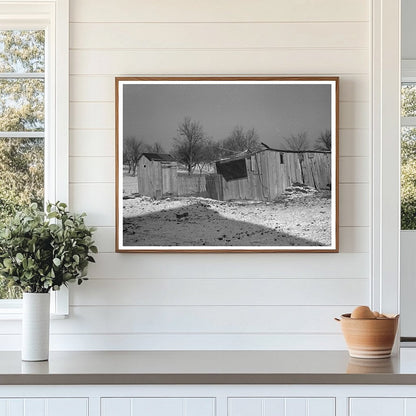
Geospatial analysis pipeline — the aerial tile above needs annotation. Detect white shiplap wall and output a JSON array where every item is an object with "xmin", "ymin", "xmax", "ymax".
[{"xmin": 59, "ymin": 0, "xmax": 371, "ymax": 350}]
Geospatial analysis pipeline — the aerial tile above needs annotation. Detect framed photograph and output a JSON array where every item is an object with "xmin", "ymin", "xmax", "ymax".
[{"xmin": 115, "ymin": 77, "xmax": 339, "ymax": 253}]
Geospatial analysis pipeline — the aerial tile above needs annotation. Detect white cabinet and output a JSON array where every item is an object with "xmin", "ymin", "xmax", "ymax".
[
  {"xmin": 0, "ymin": 398, "xmax": 88, "ymax": 416},
  {"xmin": 349, "ymin": 398, "xmax": 416, "ymax": 416},
  {"xmin": 228, "ymin": 397, "xmax": 335, "ymax": 416},
  {"xmin": 101, "ymin": 397, "xmax": 215, "ymax": 416}
]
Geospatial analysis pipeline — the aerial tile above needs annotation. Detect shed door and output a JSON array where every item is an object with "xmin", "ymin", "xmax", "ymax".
[{"xmin": 161, "ymin": 164, "xmax": 178, "ymax": 196}]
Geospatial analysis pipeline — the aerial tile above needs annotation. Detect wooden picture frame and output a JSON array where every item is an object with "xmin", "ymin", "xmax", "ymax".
[{"xmin": 115, "ymin": 77, "xmax": 339, "ymax": 253}]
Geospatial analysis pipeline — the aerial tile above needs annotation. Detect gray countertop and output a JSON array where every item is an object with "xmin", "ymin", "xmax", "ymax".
[{"xmin": 2, "ymin": 349, "xmax": 416, "ymax": 385}]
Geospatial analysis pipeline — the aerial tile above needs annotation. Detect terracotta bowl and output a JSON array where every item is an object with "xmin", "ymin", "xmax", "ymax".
[{"xmin": 337, "ymin": 313, "xmax": 399, "ymax": 359}]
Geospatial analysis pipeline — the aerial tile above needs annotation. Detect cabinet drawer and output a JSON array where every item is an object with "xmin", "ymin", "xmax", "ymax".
[
  {"xmin": 101, "ymin": 397, "xmax": 215, "ymax": 416},
  {"xmin": 228, "ymin": 397, "xmax": 335, "ymax": 416}
]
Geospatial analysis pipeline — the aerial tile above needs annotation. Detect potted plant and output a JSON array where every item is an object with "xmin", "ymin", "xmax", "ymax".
[{"xmin": 0, "ymin": 202, "xmax": 97, "ymax": 361}]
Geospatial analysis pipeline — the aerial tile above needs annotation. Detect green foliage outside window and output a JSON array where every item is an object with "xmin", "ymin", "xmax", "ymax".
[{"xmin": 0, "ymin": 30, "xmax": 45, "ymax": 299}]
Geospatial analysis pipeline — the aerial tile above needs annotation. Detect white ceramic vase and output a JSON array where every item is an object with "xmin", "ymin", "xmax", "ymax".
[{"xmin": 22, "ymin": 292, "xmax": 50, "ymax": 361}]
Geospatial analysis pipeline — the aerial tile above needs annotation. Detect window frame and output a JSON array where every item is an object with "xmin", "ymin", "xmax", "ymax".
[{"xmin": 0, "ymin": 0, "xmax": 69, "ymax": 316}]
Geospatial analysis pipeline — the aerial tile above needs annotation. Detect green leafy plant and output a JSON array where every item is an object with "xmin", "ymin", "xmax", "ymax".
[{"xmin": 0, "ymin": 202, "xmax": 97, "ymax": 293}]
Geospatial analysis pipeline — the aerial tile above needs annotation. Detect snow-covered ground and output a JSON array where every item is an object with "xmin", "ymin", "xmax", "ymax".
[{"xmin": 122, "ymin": 185, "xmax": 331, "ymax": 247}]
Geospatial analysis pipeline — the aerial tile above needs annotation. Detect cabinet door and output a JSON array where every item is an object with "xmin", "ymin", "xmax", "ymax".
[
  {"xmin": 0, "ymin": 398, "xmax": 88, "ymax": 416},
  {"xmin": 350, "ymin": 398, "xmax": 416, "ymax": 416},
  {"xmin": 101, "ymin": 398, "xmax": 215, "ymax": 416},
  {"xmin": 228, "ymin": 398, "xmax": 335, "ymax": 416}
]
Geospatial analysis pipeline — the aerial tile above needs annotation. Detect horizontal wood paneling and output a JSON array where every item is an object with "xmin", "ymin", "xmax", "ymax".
[
  {"xmin": 70, "ymin": 49, "xmax": 368, "ymax": 76},
  {"xmin": 69, "ymin": 183, "xmax": 114, "ymax": 226},
  {"xmin": 57, "ymin": 306, "xmax": 352, "ymax": 334},
  {"xmin": 61, "ymin": 0, "xmax": 372, "ymax": 351},
  {"xmin": 69, "ymin": 130, "xmax": 114, "ymax": 157},
  {"xmin": 86, "ymin": 253, "xmax": 369, "ymax": 279},
  {"xmin": 339, "ymin": 157, "xmax": 369, "ymax": 183},
  {"xmin": 91, "ymin": 227, "xmax": 115, "ymax": 253},
  {"xmin": 69, "ymin": 157, "xmax": 115, "ymax": 183},
  {"xmin": 69, "ymin": 74, "xmax": 369, "ymax": 103},
  {"xmin": 0, "ymin": 333, "xmax": 347, "ymax": 350},
  {"xmin": 339, "ymin": 227, "xmax": 369, "ymax": 253},
  {"xmin": 70, "ymin": 22, "xmax": 368, "ymax": 50},
  {"xmin": 70, "ymin": 278, "xmax": 368, "ymax": 306},
  {"xmin": 0, "ymin": 305, "xmax": 355, "ymax": 335},
  {"xmin": 339, "ymin": 183, "xmax": 369, "ymax": 227},
  {"xmin": 69, "ymin": 0, "xmax": 369, "ymax": 23},
  {"xmin": 338, "ymin": 129, "xmax": 369, "ymax": 157}
]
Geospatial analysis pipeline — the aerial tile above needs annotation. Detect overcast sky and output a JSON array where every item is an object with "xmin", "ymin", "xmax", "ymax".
[{"xmin": 122, "ymin": 82, "xmax": 332, "ymax": 151}]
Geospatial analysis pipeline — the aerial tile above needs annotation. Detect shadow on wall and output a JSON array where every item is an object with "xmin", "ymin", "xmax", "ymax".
[{"xmin": 123, "ymin": 201, "xmax": 327, "ymax": 247}]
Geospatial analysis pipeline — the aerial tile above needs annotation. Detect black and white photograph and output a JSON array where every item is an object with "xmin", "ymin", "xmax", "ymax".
[{"xmin": 116, "ymin": 77, "xmax": 338, "ymax": 252}]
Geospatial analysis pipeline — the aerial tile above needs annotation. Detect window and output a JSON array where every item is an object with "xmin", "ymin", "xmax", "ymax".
[
  {"xmin": 216, "ymin": 158, "xmax": 248, "ymax": 181},
  {"xmin": 0, "ymin": 0, "xmax": 69, "ymax": 314},
  {"xmin": 401, "ymin": 81, "xmax": 416, "ymax": 229},
  {"xmin": 0, "ymin": 30, "xmax": 45, "ymax": 300}
]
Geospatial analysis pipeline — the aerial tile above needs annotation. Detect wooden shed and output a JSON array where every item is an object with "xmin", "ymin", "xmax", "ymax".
[
  {"xmin": 207, "ymin": 148, "xmax": 331, "ymax": 202},
  {"xmin": 137, "ymin": 153, "xmax": 178, "ymax": 199}
]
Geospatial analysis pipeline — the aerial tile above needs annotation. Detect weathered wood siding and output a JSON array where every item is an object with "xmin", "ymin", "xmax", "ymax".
[
  {"xmin": 299, "ymin": 152, "xmax": 331, "ymax": 190},
  {"xmin": 177, "ymin": 173, "xmax": 207, "ymax": 197},
  {"xmin": 137, "ymin": 159, "xmax": 178, "ymax": 198},
  {"xmin": 217, "ymin": 150, "xmax": 331, "ymax": 201},
  {"xmin": 161, "ymin": 163, "xmax": 178, "ymax": 197}
]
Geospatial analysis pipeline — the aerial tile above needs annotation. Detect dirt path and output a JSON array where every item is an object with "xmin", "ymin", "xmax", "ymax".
[{"xmin": 123, "ymin": 188, "xmax": 332, "ymax": 247}]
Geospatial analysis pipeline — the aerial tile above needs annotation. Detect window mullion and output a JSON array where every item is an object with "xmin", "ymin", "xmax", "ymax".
[
  {"xmin": 0, "ymin": 72, "xmax": 44, "ymax": 79},
  {"xmin": 0, "ymin": 132, "xmax": 44, "ymax": 138}
]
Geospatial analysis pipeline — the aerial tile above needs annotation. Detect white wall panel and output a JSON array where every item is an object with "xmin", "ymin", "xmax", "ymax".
[
  {"xmin": 69, "ymin": 129, "xmax": 114, "ymax": 157},
  {"xmin": 70, "ymin": 157, "xmax": 115, "ymax": 183},
  {"xmin": 70, "ymin": 22, "xmax": 368, "ymax": 50},
  {"xmin": 0, "ymin": 332, "xmax": 347, "ymax": 350},
  {"xmin": 70, "ymin": 49, "xmax": 368, "ymax": 76},
  {"xmin": 70, "ymin": 278, "xmax": 368, "ymax": 306},
  {"xmin": 339, "ymin": 227, "xmax": 369, "ymax": 253},
  {"xmin": 339, "ymin": 129, "xmax": 369, "ymax": 157},
  {"xmin": 339, "ymin": 184, "xmax": 369, "ymax": 227},
  {"xmin": 69, "ymin": 183, "xmax": 114, "ymax": 226},
  {"xmin": 339, "ymin": 102, "xmax": 369, "ymax": 129},
  {"xmin": 86, "ymin": 253, "xmax": 369, "ymax": 279},
  {"xmin": 70, "ymin": 75, "xmax": 369, "ymax": 103},
  {"xmin": 62, "ymin": 0, "xmax": 372, "ymax": 350},
  {"xmin": 70, "ymin": 0, "xmax": 369, "ymax": 23},
  {"xmin": 50, "ymin": 305, "xmax": 355, "ymax": 334},
  {"xmin": 339, "ymin": 157, "xmax": 369, "ymax": 183}
]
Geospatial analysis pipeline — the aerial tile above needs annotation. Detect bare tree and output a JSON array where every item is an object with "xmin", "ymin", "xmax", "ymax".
[
  {"xmin": 221, "ymin": 126, "xmax": 262, "ymax": 157},
  {"xmin": 123, "ymin": 136, "xmax": 144, "ymax": 176},
  {"xmin": 145, "ymin": 142, "xmax": 165, "ymax": 154},
  {"xmin": 314, "ymin": 129, "xmax": 332, "ymax": 151},
  {"xmin": 172, "ymin": 117, "xmax": 206, "ymax": 174},
  {"xmin": 282, "ymin": 132, "xmax": 309, "ymax": 151}
]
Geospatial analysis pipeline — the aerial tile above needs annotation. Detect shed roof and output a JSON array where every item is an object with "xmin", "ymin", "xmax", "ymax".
[
  {"xmin": 215, "ymin": 147, "xmax": 330, "ymax": 164},
  {"xmin": 140, "ymin": 153, "xmax": 176, "ymax": 162}
]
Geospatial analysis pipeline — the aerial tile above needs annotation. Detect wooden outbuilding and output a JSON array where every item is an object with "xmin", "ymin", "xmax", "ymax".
[
  {"xmin": 206, "ymin": 148, "xmax": 331, "ymax": 202},
  {"xmin": 136, "ymin": 153, "xmax": 178, "ymax": 199}
]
